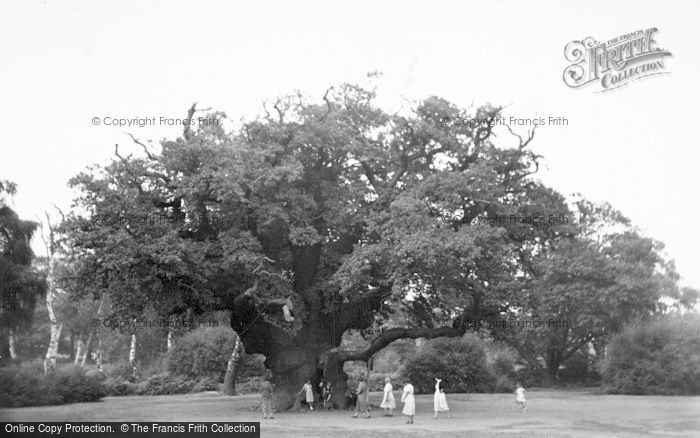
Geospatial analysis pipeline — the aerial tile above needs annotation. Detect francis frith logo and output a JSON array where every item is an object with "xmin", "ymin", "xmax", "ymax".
[{"xmin": 563, "ymin": 28, "xmax": 672, "ymax": 92}]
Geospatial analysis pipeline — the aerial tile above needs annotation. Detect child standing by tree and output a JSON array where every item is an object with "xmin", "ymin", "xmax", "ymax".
[
  {"xmin": 299, "ymin": 380, "xmax": 314, "ymax": 411},
  {"xmin": 515, "ymin": 383, "xmax": 527, "ymax": 413},
  {"xmin": 322, "ymin": 381, "xmax": 333, "ymax": 410},
  {"xmin": 352, "ymin": 376, "xmax": 371, "ymax": 418}
]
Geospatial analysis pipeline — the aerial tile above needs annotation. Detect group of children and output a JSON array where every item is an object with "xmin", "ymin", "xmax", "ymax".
[
  {"xmin": 372, "ymin": 377, "xmax": 449, "ymax": 424},
  {"xmin": 262, "ymin": 376, "xmax": 528, "ymax": 422}
]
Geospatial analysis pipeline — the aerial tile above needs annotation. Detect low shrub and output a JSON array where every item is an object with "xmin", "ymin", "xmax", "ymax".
[
  {"xmin": 514, "ymin": 363, "xmax": 544, "ymax": 388},
  {"xmin": 53, "ymin": 366, "xmax": 106, "ymax": 404},
  {"xmin": 239, "ymin": 354, "xmax": 266, "ymax": 378},
  {"xmin": 101, "ymin": 360, "xmax": 135, "ymax": 380},
  {"xmin": 601, "ymin": 314, "xmax": 700, "ymax": 395},
  {"xmin": 235, "ymin": 376, "xmax": 263, "ymax": 394},
  {"xmin": 0, "ymin": 362, "xmax": 105, "ymax": 407},
  {"xmin": 403, "ymin": 336, "xmax": 496, "ymax": 394},
  {"xmin": 487, "ymin": 344, "xmax": 519, "ymax": 381},
  {"xmin": 167, "ymin": 327, "xmax": 235, "ymax": 380},
  {"xmin": 558, "ymin": 351, "xmax": 601, "ymax": 386},
  {"xmin": 192, "ymin": 376, "xmax": 220, "ymax": 393},
  {"xmin": 493, "ymin": 375, "xmax": 516, "ymax": 393},
  {"xmin": 102, "ymin": 376, "xmax": 137, "ymax": 396},
  {"xmin": 134, "ymin": 373, "xmax": 194, "ymax": 395},
  {"xmin": 102, "ymin": 373, "xmax": 220, "ymax": 396}
]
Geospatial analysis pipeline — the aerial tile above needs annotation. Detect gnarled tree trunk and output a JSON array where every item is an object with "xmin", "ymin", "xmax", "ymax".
[
  {"xmin": 232, "ymin": 281, "xmax": 463, "ymax": 410},
  {"xmin": 230, "ymin": 246, "xmax": 468, "ymax": 411}
]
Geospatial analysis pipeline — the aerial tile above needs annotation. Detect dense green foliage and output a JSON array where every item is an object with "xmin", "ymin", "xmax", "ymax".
[
  {"xmin": 601, "ymin": 314, "xmax": 700, "ymax": 395},
  {"xmin": 102, "ymin": 373, "xmax": 219, "ymax": 396},
  {"xmin": 403, "ymin": 337, "xmax": 497, "ymax": 394},
  {"xmin": 167, "ymin": 327, "xmax": 236, "ymax": 379},
  {"xmin": 0, "ymin": 181, "xmax": 46, "ymax": 359},
  {"xmin": 167, "ymin": 327, "xmax": 264, "ymax": 381},
  {"xmin": 0, "ymin": 362, "xmax": 104, "ymax": 407}
]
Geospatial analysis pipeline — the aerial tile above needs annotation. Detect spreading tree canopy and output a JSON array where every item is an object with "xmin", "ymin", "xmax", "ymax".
[
  {"xmin": 493, "ymin": 198, "xmax": 690, "ymax": 384},
  {"xmin": 61, "ymin": 84, "xmax": 643, "ymax": 407}
]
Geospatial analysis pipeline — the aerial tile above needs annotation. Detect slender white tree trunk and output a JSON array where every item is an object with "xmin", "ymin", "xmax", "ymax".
[
  {"xmin": 74, "ymin": 339, "xmax": 83, "ymax": 365},
  {"xmin": 88, "ymin": 297, "xmax": 105, "ymax": 369},
  {"xmin": 222, "ymin": 333, "xmax": 244, "ymax": 395},
  {"xmin": 42, "ymin": 211, "xmax": 63, "ymax": 376},
  {"xmin": 80, "ymin": 332, "xmax": 93, "ymax": 366},
  {"xmin": 93, "ymin": 337, "xmax": 104, "ymax": 372},
  {"xmin": 166, "ymin": 314, "xmax": 178, "ymax": 351},
  {"xmin": 129, "ymin": 324, "xmax": 138, "ymax": 381},
  {"xmin": 8, "ymin": 328, "xmax": 17, "ymax": 359},
  {"xmin": 44, "ymin": 256, "xmax": 62, "ymax": 375}
]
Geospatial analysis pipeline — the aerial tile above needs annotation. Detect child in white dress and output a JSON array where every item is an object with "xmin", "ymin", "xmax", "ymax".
[
  {"xmin": 401, "ymin": 381, "xmax": 415, "ymax": 424},
  {"xmin": 433, "ymin": 378, "xmax": 450, "ymax": 418},
  {"xmin": 515, "ymin": 382, "xmax": 527, "ymax": 413},
  {"xmin": 380, "ymin": 377, "xmax": 396, "ymax": 416},
  {"xmin": 299, "ymin": 380, "xmax": 314, "ymax": 411}
]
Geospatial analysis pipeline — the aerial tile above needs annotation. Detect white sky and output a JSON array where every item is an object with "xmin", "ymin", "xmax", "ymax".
[{"xmin": 1, "ymin": 0, "xmax": 699, "ymax": 289}]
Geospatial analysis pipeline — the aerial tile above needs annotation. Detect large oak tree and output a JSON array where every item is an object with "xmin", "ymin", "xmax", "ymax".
[{"xmin": 62, "ymin": 84, "xmax": 571, "ymax": 408}]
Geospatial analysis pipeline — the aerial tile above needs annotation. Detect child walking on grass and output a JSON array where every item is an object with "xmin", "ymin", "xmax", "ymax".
[
  {"xmin": 515, "ymin": 382, "xmax": 527, "ymax": 413},
  {"xmin": 433, "ymin": 378, "xmax": 450, "ymax": 419},
  {"xmin": 401, "ymin": 380, "xmax": 415, "ymax": 424}
]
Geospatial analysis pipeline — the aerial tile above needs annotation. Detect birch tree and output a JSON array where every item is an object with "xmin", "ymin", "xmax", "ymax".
[
  {"xmin": 40, "ymin": 211, "xmax": 63, "ymax": 375},
  {"xmin": 222, "ymin": 332, "xmax": 244, "ymax": 395}
]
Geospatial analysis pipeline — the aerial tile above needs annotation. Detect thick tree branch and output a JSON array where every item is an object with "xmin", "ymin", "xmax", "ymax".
[
  {"xmin": 560, "ymin": 334, "xmax": 596, "ymax": 364},
  {"xmin": 359, "ymin": 160, "xmax": 380, "ymax": 192},
  {"xmin": 507, "ymin": 338, "xmax": 545, "ymax": 373},
  {"xmin": 335, "ymin": 326, "xmax": 460, "ymax": 362}
]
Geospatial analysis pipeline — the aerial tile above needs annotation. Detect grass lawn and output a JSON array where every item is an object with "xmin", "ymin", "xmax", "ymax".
[{"xmin": 1, "ymin": 388, "xmax": 698, "ymax": 437}]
